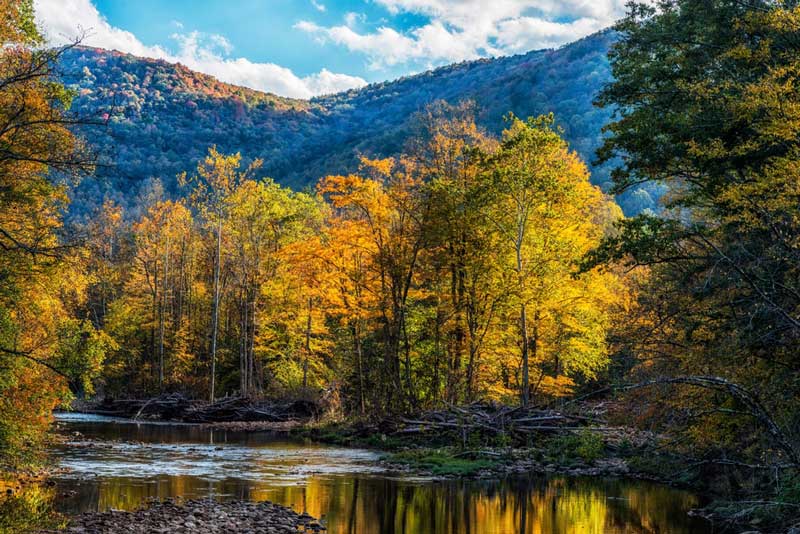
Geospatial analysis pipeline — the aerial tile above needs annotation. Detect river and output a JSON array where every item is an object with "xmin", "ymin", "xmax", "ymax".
[{"xmin": 50, "ymin": 413, "xmax": 710, "ymax": 533}]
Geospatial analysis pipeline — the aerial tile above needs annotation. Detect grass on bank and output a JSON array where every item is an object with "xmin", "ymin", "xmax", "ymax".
[{"xmin": 385, "ymin": 449, "xmax": 502, "ymax": 476}]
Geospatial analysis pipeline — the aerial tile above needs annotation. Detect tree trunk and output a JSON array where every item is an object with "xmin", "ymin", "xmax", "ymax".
[
  {"xmin": 158, "ymin": 238, "xmax": 170, "ymax": 390},
  {"xmin": 516, "ymin": 239, "xmax": 529, "ymax": 407},
  {"xmin": 303, "ymin": 297, "xmax": 312, "ymax": 388},
  {"xmin": 353, "ymin": 321, "xmax": 365, "ymax": 414},
  {"xmin": 209, "ymin": 216, "xmax": 222, "ymax": 402},
  {"xmin": 249, "ymin": 292, "xmax": 258, "ymax": 395},
  {"xmin": 240, "ymin": 287, "xmax": 248, "ymax": 397},
  {"xmin": 520, "ymin": 302, "xmax": 530, "ymax": 406}
]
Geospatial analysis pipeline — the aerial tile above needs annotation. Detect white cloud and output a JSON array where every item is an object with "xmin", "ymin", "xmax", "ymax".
[
  {"xmin": 33, "ymin": 0, "xmax": 366, "ymax": 99},
  {"xmin": 299, "ymin": 0, "xmax": 627, "ymax": 69},
  {"xmin": 303, "ymin": 68, "xmax": 369, "ymax": 95},
  {"xmin": 344, "ymin": 12, "xmax": 366, "ymax": 29},
  {"xmin": 495, "ymin": 16, "xmax": 609, "ymax": 52},
  {"xmin": 296, "ymin": 21, "xmax": 427, "ymax": 69},
  {"xmin": 311, "ymin": 0, "xmax": 326, "ymax": 12}
]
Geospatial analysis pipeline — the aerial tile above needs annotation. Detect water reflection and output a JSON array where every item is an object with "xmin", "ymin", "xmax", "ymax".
[{"xmin": 51, "ymin": 414, "xmax": 709, "ymax": 534}]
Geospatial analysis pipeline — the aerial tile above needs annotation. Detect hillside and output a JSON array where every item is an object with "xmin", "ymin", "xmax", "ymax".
[{"xmin": 61, "ymin": 31, "xmax": 659, "ymax": 216}]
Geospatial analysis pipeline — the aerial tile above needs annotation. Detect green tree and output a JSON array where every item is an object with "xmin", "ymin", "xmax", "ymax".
[
  {"xmin": 227, "ymin": 179, "xmax": 322, "ymax": 396},
  {"xmin": 593, "ymin": 0, "xmax": 800, "ymax": 476}
]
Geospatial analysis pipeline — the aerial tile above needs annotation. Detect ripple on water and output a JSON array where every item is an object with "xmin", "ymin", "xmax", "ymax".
[{"xmin": 56, "ymin": 438, "xmax": 385, "ymax": 483}]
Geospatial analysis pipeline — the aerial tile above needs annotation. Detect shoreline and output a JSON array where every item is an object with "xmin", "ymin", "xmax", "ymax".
[
  {"xmin": 56, "ymin": 407, "xmax": 693, "ymax": 488},
  {"xmin": 55, "ymin": 498, "xmax": 324, "ymax": 534},
  {"xmin": 55, "ymin": 410, "xmax": 304, "ymax": 433}
]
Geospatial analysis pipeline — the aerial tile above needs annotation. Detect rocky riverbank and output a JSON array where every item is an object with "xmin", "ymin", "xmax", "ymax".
[
  {"xmin": 289, "ymin": 401, "xmax": 674, "ymax": 482},
  {"xmin": 60, "ymin": 499, "xmax": 324, "ymax": 533}
]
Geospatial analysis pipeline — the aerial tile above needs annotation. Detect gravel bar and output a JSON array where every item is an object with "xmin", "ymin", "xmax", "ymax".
[{"xmin": 63, "ymin": 498, "xmax": 325, "ymax": 533}]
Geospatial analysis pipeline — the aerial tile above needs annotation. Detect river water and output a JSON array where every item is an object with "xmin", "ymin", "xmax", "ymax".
[{"xmin": 50, "ymin": 413, "xmax": 710, "ymax": 533}]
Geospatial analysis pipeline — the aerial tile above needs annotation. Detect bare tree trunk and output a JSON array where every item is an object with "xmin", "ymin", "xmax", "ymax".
[
  {"xmin": 520, "ymin": 303, "xmax": 530, "ymax": 406},
  {"xmin": 466, "ymin": 341, "xmax": 477, "ymax": 402},
  {"xmin": 150, "ymin": 266, "xmax": 158, "ymax": 387},
  {"xmin": 402, "ymin": 311, "xmax": 415, "ymax": 407},
  {"xmin": 516, "ymin": 239, "xmax": 529, "ymax": 406},
  {"xmin": 240, "ymin": 287, "xmax": 248, "ymax": 397},
  {"xmin": 158, "ymin": 238, "xmax": 170, "ymax": 390},
  {"xmin": 447, "ymin": 252, "xmax": 466, "ymax": 404},
  {"xmin": 249, "ymin": 292, "xmax": 258, "ymax": 395},
  {"xmin": 353, "ymin": 321, "xmax": 365, "ymax": 414},
  {"xmin": 209, "ymin": 216, "xmax": 222, "ymax": 402},
  {"xmin": 528, "ymin": 309, "xmax": 543, "ymax": 399},
  {"xmin": 433, "ymin": 298, "xmax": 443, "ymax": 404},
  {"xmin": 303, "ymin": 297, "xmax": 312, "ymax": 388}
]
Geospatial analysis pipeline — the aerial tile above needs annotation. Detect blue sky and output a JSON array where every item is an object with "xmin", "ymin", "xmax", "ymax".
[
  {"xmin": 35, "ymin": 0, "xmax": 626, "ymax": 98},
  {"xmin": 92, "ymin": 0, "xmax": 427, "ymax": 80}
]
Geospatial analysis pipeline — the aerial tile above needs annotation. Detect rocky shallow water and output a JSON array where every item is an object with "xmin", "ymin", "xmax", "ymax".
[
  {"xmin": 44, "ymin": 413, "xmax": 711, "ymax": 534},
  {"xmin": 62, "ymin": 498, "xmax": 323, "ymax": 533}
]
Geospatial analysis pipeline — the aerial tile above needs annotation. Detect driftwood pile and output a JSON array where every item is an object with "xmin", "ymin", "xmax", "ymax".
[
  {"xmin": 182, "ymin": 397, "xmax": 318, "ymax": 423},
  {"xmin": 85, "ymin": 394, "xmax": 318, "ymax": 424},
  {"xmin": 388, "ymin": 402, "xmax": 610, "ymax": 441},
  {"xmin": 88, "ymin": 393, "xmax": 199, "ymax": 420}
]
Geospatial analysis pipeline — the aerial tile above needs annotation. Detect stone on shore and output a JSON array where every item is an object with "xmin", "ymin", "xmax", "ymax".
[{"xmin": 63, "ymin": 498, "xmax": 324, "ymax": 534}]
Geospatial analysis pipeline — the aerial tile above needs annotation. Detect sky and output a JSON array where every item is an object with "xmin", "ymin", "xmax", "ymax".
[{"xmin": 34, "ymin": 0, "xmax": 627, "ymax": 99}]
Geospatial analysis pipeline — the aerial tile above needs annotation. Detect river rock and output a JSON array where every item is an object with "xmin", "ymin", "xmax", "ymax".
[{"xmin": 63, "ymin": 498, "xmax": 322, "ymax": 534}]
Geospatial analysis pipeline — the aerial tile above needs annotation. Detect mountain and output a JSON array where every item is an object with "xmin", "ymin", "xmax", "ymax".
[{"xmin": 60, "ymin": 31, "xmax": 660, "ymax": 216}]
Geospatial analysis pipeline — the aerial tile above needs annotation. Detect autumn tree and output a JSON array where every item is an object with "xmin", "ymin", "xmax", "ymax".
[
  {"xmin": 487, "ymin": 114, "xmax": 621, "ymax": 405},
  {"xmin": 305, "ymin": 212, "xmax": 380, "ymax": 413},
  {"xmin": 83, "ymin": 200, "xmax": 128, "ymax": 327},
  {"xmin": 226, "ymin": 179, "xmax": 322, "ymax": 396},
  {"xmin": 182, "ymin": 148, "xmax": 260, "ymax": 400},
  {"xmin": 0, "ymin": 0, "xmax": 107, "ymax": 463},
  {"xmin": 408, "ymin": 102, "xmax": 502, "ymax": 403},
  {"xmin": 129, "ymin": 199, "xmax": 195, "ymax": 389},
  {"xmin": 313, "ymin": 110, "xmax": 623, "ymax": 411},
  {"xmin": 592, "ymin": 0, "xmax": 800, "ymax": 488},
  {"xmin": 319, "ymin": 158, "xmax": 431, "ymax": 410}
]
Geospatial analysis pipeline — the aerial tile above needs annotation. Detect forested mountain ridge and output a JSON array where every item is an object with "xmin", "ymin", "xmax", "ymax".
[{"xmin": 62, "ymin": 30, "xmax": 657, "ymax": 216}]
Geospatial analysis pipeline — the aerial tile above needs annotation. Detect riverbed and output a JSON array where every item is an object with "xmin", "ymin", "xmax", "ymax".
[{"xmin": 50, "ymin": 413, "xmax": 710, "ymax": 533}]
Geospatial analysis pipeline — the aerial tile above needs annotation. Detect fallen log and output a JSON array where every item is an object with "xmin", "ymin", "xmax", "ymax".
[
  {"xmin": 386, "ymin": 401, "xmax": 609, "ymax": 442},
  {"xmin": 75, "ymin": 394, "xmax": 320, "ymax": 424}
]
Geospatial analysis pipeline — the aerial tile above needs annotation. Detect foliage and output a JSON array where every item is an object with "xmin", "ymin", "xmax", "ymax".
[
  {"xmin": 0, "ymin": 484, "xmax": 64, "ymax": 534},
  {"xmin": 592, "ymin": 0, "xmax": 800, "ymax": 501},
  {"xmin": 486, "ymin": 114, "xmax": 624, "ymax": 404},
  {"xmin": 75, "ymin": 103, "xmax": 623, "ymax": 417},
  {"xmin": 0, "ymin": 0, "xmax": 106, "ymax": 466},
  {"xmin": 546, "ymin": 430, "xmax": 604, "ymax": 464}
]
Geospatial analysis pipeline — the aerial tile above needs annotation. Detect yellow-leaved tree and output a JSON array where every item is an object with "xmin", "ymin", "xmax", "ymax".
[
  {"xmin": 181, "ymin": 147, "xmax": 261, "ymax": 400},
  {"xmin": 486, "ymin": 115, "xmax": 623, "ymax": 404},
  {"xmin": 226, "ymin": 179, "xmax": 323, "ymax": 395},
  {"xmin": 0, "ymin": 0, "xmax": 110, "ymax": 464},
  {"xmin": 319, "ymin": 157, "xmax": 432, "ymax": 411}
]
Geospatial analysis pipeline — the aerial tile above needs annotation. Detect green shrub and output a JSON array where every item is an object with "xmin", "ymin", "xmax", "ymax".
[
  {"xmin": 547, "ymin": 430, "xmax": 604, "ymax": 463},
  {"xmin": 0, "ymin": 485, "xmax": 65, "ymax": 534},
  {"xmin": 386, "ymin": 449, "xmax": 498, "ymax": 476}
]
